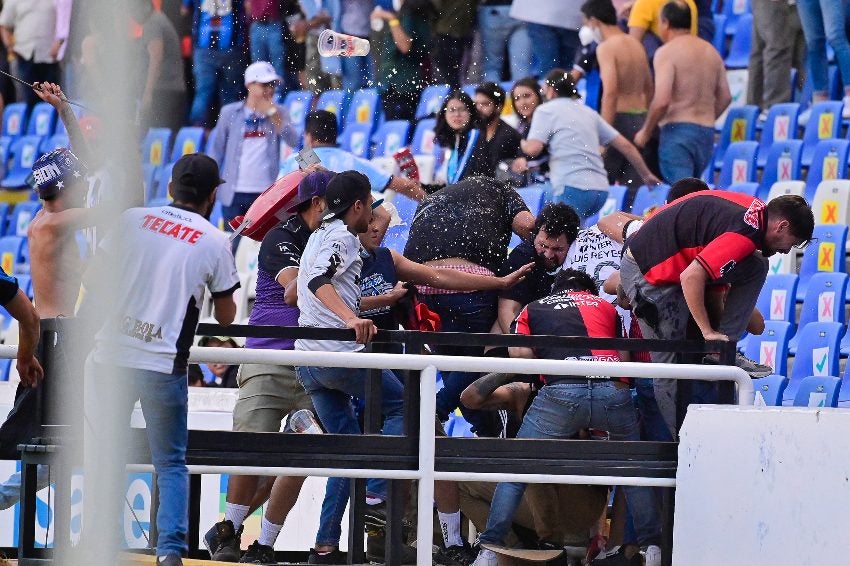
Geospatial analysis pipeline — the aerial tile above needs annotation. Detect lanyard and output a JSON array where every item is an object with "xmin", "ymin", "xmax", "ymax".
[{"xmin": 446, "ymin": 129, "xmax": 479, "ymax": 184}]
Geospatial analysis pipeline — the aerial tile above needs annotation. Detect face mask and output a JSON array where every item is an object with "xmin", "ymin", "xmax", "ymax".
[{"xmin": 579, "ymin": 25, "xmax": 602, "ymax": 46}]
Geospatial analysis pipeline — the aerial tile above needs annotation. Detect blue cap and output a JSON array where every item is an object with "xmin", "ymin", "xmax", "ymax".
[{"xmin": 31, "ymin": 148, "xmax": 85, "ymax": 200}]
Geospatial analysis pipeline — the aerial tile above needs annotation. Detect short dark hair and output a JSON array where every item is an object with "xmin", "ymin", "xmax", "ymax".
[
  {"xmin": 545, "ymin": 68, "xmax": 581, "ymax": 99},
  {"xmin": 475, "ymin": 82, "xmax": 507, "ymax": 110},
  {"xmin": 666, "ymin": 177, "xmax": 709, "ymax": 203},
  {"xmin": 434, "ymin": 89, "xmax": 480, "ymax": 147},
  {"xmin": 533, "ymin": 203, "xmax": 581, "ymax": 244},
  {"xmin": 767, "ymin": 195, "xmax": 814, "ymax": 242},
  {"xmin": 305, "ymin": 110, "xmax": 338, "ymax": 144},
  {"xmin": 551, "ymin": 269, "xmax": 599, "ymax": 295},
  {"xmin": 581, "ymin": 0, "xmax": 617, "ymax": 25},
  {"xmin": 661, "ymin": 0, "xmax": 692, "ymax": 30}
]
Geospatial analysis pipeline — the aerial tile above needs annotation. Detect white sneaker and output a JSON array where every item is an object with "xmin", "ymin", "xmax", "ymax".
[
  {"xmin": 472, "ymin": 548, "xmax": 499, "ymax": 566},
  {"xmin": 641, "ymin": 544, "xmax": 662, "ymax": 566},
  {"xmin": 798, "ymin": 107, "xmax": 812, "ymax": 127}
]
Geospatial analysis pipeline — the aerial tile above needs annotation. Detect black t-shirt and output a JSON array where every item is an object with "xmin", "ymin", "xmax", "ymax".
[
  {"xmin": 404, "ymin": 177, "xmax": 530, "ymax": 273},
  {"xmin": 462, "ymin": 121, "xmax": 522, "ymax": 180},
  {"xmin": 0, "ymin": 268, "xmax": 17, "ymax": 305},
  {"xmin": 499, "ymin": 239, "xmax": 554, "ymax": 307}
]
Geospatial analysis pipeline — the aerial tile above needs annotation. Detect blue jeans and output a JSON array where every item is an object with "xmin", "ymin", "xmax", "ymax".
[
  {"xmin": 189, "ymin": 48, "xmax": 245, "ymax": 127},
  {"xmin": 85, "ymin": 359, "xmax": 189, "ymax": 557},
  {"xmin": 478, "ymin": 382, "xmax": 661, "ymax": 548},
  {"xmin": 634, "ymin": 379, "xmax": 674, "ymax": 443},
  {"xmin": 527, "ymin": 24, "xmax": 580, "ymax": 78},
  {"xmin": 796, "ymin": 0, "xmax": 850, "ymax": 96},
  {"xmin": 249, "ymin": 21, "xmax": 286, "ymax": 94},
  {"xmin": 478, "ymin": 6, "xmax": 532, "ymax": 82},
  {"xmin": 552, "ymin": 186, "xmax": 608, "ymax": 223},
  {"xmin": 296, "ymin": 365, "xmax": 404, "ymax": 546},
  {"xmin": 421, "ymin": 291, "xmax": 499, "ymax": 436},
  {"xmin": 658, "ymin": 122, "xmax": 715, "ymax": 185}
]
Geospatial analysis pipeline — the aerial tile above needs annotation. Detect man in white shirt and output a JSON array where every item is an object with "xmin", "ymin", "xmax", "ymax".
[{"xmin": 0, "ymin": 0, "xmax": 60, "ymax": 107}]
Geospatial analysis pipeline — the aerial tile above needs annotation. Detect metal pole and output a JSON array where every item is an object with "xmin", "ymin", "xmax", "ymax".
[{"xmin": 416, "ymin": 365, "xmax": 437, "ymax": 566}]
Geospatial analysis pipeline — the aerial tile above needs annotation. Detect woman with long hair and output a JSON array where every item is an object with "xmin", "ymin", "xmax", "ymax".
[
  {"xmin": 432, "ymin": 89, "xmax": 488, "ymax": 184},
  {"xmin": 510, "ymin": 76, "xmax": 549, "ymax": 180}
]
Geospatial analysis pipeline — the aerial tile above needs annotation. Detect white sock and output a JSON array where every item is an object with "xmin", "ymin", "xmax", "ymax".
[
  {"xmin": 438, "ymin": 510, "xmax": 463, "ymax": 547},
  {"xmin": 224, "ymin": 502, "xmax": 250, "ymax": 532},
  {"xmin": 258, "ymin": 516, "xmax": 283, "ymax": 547},
  {"xmin": 365, "ymin": 496, "xmax": 383, "ymax": 506}
]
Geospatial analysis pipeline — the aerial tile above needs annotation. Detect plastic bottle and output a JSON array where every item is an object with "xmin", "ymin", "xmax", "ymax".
[
  {"xmin": 317, "ymin": 29, "xmax": 371, "ymax": 57},
  {"xmin": 289, "ymin": 409, "xmax": 323, "ymax": 434}
]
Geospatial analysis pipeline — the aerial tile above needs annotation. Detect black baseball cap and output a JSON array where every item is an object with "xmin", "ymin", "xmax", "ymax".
[
  {"xmin": 322, "ymin": 170, "xmax": 382, "ymax": 220},
  {"xmin": 170, "ymin": 153, "xmax": 225, "ymax": 200}
]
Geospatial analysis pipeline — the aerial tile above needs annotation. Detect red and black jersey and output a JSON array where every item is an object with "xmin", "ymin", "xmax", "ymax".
[
  {"xmin": 514, "ymin": 291, "xmax": 622, "ymax": 384},
  {"xmin": 626, "ymin": 191, "xmax": 767, "ymax": 285}
]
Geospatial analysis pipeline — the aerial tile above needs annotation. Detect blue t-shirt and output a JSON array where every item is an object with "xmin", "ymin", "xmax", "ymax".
[{"xmin": 278, "ymin": 146, "xmax": 392, "ymax": 192}]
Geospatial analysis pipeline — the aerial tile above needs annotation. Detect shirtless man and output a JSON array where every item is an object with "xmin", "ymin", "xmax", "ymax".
[
  {"xmin": 633, "ymin": 0, "xmax": 731, "ymax": 185},
  {"xmin": 580, "ymin": 0, "xmax": 655, "ymax": 190}
]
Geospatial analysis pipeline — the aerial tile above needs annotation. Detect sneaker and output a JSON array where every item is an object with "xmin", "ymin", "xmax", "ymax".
[
  {"xmin": 239, "ymin": 540, "xmax": 275, "ymax": 564},
  {"xmin": 703, "ymin": 352, "xmax": 772, "ymax": 378},
  {"xmin": 471, "ymin": 548, "xmax": 499, "ymax": 566},
  {"xmin": 307, "ymin": 547, "xmax": 346, "ymax": 564},
  {"xmin": 156, "ymin": 556, "xmax": 183, "ymax": 566},
  {"xmin": 640, "ymin": 545, "xmax": 662, "ymax": 566},
  {"xmin": 363, "ymin": 501, "xmax": 389, "ymax": 531},
  {"xmin": 592, "ymin": 547, "xmax": 642, "ymax": 565},
  {"xmin": 798, "ymin": 107, "xmax": 812, "ymax": 126},
  {"xmin": 757, "ymin": 109, "xmax": 768, "ymax": 123},
  {"xmin": 204, "ymin": 519, "xmax": 243, "ymax": 562},
  {"xmin": 434, "ymin": 543, "xmax": 477, "ymax": 566}
]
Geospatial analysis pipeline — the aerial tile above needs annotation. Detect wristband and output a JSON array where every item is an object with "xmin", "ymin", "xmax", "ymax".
[{"xmin": 389, "ymin": 18, "xmax": 400, "ymax": 27}]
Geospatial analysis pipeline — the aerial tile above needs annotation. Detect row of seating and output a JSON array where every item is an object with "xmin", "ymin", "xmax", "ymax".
[{"xmin": 753, "ymin": 374, "xmax": 845, "ymax": 408}]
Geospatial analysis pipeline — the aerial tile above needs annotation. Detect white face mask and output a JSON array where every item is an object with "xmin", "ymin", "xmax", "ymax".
[{"xmin": 578, "ymin": 25, "xmax": 602, "ymax": 46}]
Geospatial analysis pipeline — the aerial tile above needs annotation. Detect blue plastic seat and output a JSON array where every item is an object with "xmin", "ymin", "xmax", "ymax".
[
  {"xmin": 381, "ymin": 224, "xmax": 409, "ymax": 253},
  {"xmin": 316, "ymin": 89, "xmax": 349, "ymax": 127},
  {"xmin": 15, "ymin": 273, "xmax": 31, "ymax": 298},
  {"xmin": 723, "ymin": 0, "xmax": 751, "ymax": 35},
  {"xmin": 143, "ymin": 163, "xmax": 160, "ymax": 204},
  {"xmin": 756, "ymin": 274, "xmax": 798, "ymax": 329},
  {"xmin": 804, "ymin": 139, "xmax": 849, "ymax": 201},
  {"xmin": 0, "ymin": 235, "xmax": 25, "ymax": 275},
  {"xmin": 717, "ymin": 140, "xmax": 759, "ymax": 188},
  {"xmin": 155, "ymin": 163, "xmax": 176, "ymax": 200},
  {"xmin": 792, "ymin": 376, "xmax": 841, "ymax": 407},
  {"xmin": 416, "ymin": 85, "xmax": 451, "ymax": 120},
  {"xmin": 411, "ymin": 118, "xmax": 437, "ymax": 155},
  {"xmin": 2, "ymin": 103, "xmax": 28, "ymax": 139},
  {"xmin": 586, "ymin": 185, "xmax": 628, "ymax": 226},
  {"xmin": 630, "ymin": 184, "xmax": 670, "ymax": 216},
  {"xmin": 282, "ymin": 90, "xmax": 314, "ymax": 133},
  {"xmin": 9, "ymin": 202, "xmax": 41, "ymax": 238},
  {"xmin": 0, "ymin": 136, "xmax": 12, "ymax": 180},
  {"xmin": 800, "ymin": 101, "xmax": 843, "ymax": 167},
  {"xmin": 337, "ymin": 123, "xmax": 372, "ymax": 159},
  {"xmin": 785, "ymin": 321, "xmax": 842, "ymax": 403},
  {"xmin": 509, "ymin": 186, "xmax": 548, "ymax": 248},
  {"xmin": 724, "ymin": 14, "xmax": 753, "ymax": 69},
  {"xmin": 25, "ymin": 102, "xmax": 57, "ymax": 137},
  {"xmin": 1, "ymin": 136, "xmax": 43, "ymax": 189},
  {"xmin": 757, "ymin": 103, "xmax": 800, "ymax": 168},
  {"xmin": 371, "ymin": 120, "xmax": 411, "ymax": 157},
  {"xmin": 345, "ymin": 89, "xmax": 381, "ymax": 133},
  {"xmin": 209, "ymin": 201, "xmax": 224, "ymax": 231},
  {"xmin": 726, "ymin": 182, "xmax": 759, "ymax": 196},
  {"xmin": 714, "ymin": 106, "xmax": 759, "ymax": 170},
  {"xmin": 789, "ymin": 272, "xmax": 848, "ymax": 354},
  {"xmin": 41, "ymin": 133, "xmax": 70, "ymax": 154},
  {"xmin": 0, "ymin": 202, "xmax": 10, "ymax": 237},
  {"xmin": 796, "ymin": 224, "xmax": 848, "ymax": 301},
  {"xmin": 169, "ymin": 127, "xmax": 205, "ymax": 163},
  {"xmin": 141, "ymin": 127, "xmax": 173, "ymax": 168},
  {"xmin": 744, "ymin": 321, "xmax": 792, "ymax": 377},
  {"xmin": 757, "ymin": 139, "xmax": 803, "ymax": 200},
  {"xmin": 752, "ymin": 374, "xmax": 788, "ymax": 406},
  {"xmin": 712, "ymin": 14, "xmax": 727, "ymax": 55}
]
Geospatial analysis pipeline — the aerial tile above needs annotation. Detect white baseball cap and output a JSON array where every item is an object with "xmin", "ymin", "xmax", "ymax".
[{"xmin": 244, "ymin": 61, "xmax": 281, "ymax": 86}]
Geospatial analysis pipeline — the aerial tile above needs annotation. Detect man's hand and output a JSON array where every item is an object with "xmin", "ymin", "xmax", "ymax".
[
  {"xmin": 371, "ymin": 6, "xmax": 396, "ymax": 21},
  {"xmin": 511, "ymin": 157, "xmax": 528, "ymax": 174},
  {"xmin": 642, "ymin": 172, "xmax": 662, "ymax": 186},
  {"xmin": 347, "ymin": 316, "xmax": 378, "ymax": 344},
  {"xmin": 633, "ymin": 128, "xmax": 650, "ymax": 149},
  {"xmin": 387, "ymin": 282, "xmax": 408, "ymax": 303},
  {"xmin": 17, "ymin": 355, "xmax": 44, "ymax": 388},
  {"xmin": 33, "ymin": 81, "xmax": 67, "ymax": 109},
  {"xmin": 500, "ymin": 262, "xmax": 535, "ymax": 289},
  {"xmin": 702, "ymin": 330, "xmax": 729, "ymax": 342},
  {"xmin": 49, "ymin": 39, "xmax": 63, "ymax": 61}
]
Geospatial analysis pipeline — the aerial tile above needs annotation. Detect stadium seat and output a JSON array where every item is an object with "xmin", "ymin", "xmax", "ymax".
[
  {"xmin": 788, "ymin": 272, "xmax": 848, "ymax": 354},
  {"xmin": 723, "ymin": 14, "xmax": 753, "ymax": 69},
  {"xmin": 381, "ymin": 224, "xmax": 409, "ymax": 253},
  {"xmin": 723, "ymin": 182, "xmax": 758, "ymax": 197},
  {"xmin": 416, "ymin": 84, "xmax": 451, "ymax": 120},
  {"xmin": 142, "ymin": 128, "xmax": 173, "ymax": 168},
  {"xmin": 509, "ymin": 186, "xmax": 548, "ymax": 248},
  {"xmin": 1, "ymin": 103, "xmax": 28, "ymax": 139},
  {"xmin": 752, "ymin": 374, "xmax": 789, "ymax": 406},
  {"xmin": 744, "ymin": 321, "xmax": 792, "ymax": 377},
  {"xmin": 722, "ymin": 0, "xmax": 752, "ymax": 35},
  {"xmin": 756, "ymin": 274, "xmax": 798, "ymax": 328},
  {"xmin": 0, "ymin": 235, "xmax": 25, "ymax": 275},
  {"xmin": 209, "ymin": 201, "xmax": 224, "ymax": 231},
  {"xmin": 630, "ymin": 184, "xmax": 670, "ymax": 216},
  {"xmin": 796, "ymin": 224, "xmax": 848, "ymax": 301},
  {"xmin": 155, "ymin": 163, "xmax": 175, "ymax": 200},
  {"xmin": 586, "ymin": 185, "xmax": 628, "ymax": 226},
  {"xmin": 717, "ymin": 140, "xmax": 759, "ymax": 187},
  {"xmin": 811, "ymin": 179, "xmax": 850, "ymax": 227},
  {"xmin": 316, "ymin": 89, "xmax": 349, "ymax": 126},
  {"xmin": 757, "ymin": 139, "xmax": 803, "ymax": 200},
  {"xmin": 1, "ymin": 136, "xmax": 43, "ymax": 189},
  {"xmin": 785, "ymin": 321, "xmax": 843, "ymax": 402},
  {"xmin": 15, "ymin": 273, "xmax": 31, "ymax": 298},
  {"xmin": 234, "ymin": 236, "xmax": 261, "ymax": 277},
  {"xmin": 792, "ymin": 375, "xmax": 841, "ymax": 407},
  {"xmin": 9, "ymin": 202, "xmax": 41, "ymax": 238},
  {"xmin": 25, "ymin": 102, "xmax": 57, "ymax": 138},
  {"xmin": 757, "ymin": 103, "xmax": 800, "ymax": 168},
  {"xmin": 282, "ymin": 90, "xmax": 313, "ymax": 133},
  {"xmin": 714, "ymin": 105, "xmax": 759, "ymax": 170},
  {"xmin": 0, "ymin": 137, "xmax": 12, "ymax": 180},
  {"xmin": 345, "ymin": 89, "xmax": 381, "ymax": 132},
  {"xmin": 169, "ymin": 127, "xmax": 205, "ymax": 163},
  {"xmin": 766, "ymin": 180, "xmax": 805, "ymax": 202},
  {"xmin": 41, "ymin": 133, "xmax": 70, "ymax": 154},
  {"xmin": 338, "ymin": 123, "xmax": 372, "ymax": 159},
  {"xmin": 712, "ymin": 14, "xmax": 727, "ymax": 56},
  {"xmin": 804, "ymin": 139, "xmax": 849, "ymax": 201},
  {"xmin": 0, "ymin": 202, "xmax": 9, "ymax": 237},
  {"xmin": 371, "ymin": 120, "xmax": 411, "ymax": 157},
  {"xmin": 800, "ymin": 101, "xmax": 843, "ymax": 167},
  {"xmin": 411, "ymin": 118, "xmax": 437, "ymax": 155},
  {"xmin": 142, "ymin": 163, "xmax": 159, "ymax": 203}
]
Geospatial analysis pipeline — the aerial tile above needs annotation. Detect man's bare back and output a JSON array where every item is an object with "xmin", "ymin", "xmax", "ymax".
[
  {"xmin": 655, "ymin": 34, "xmax": 730, "ymax": 127},
  {"xmin": 28, "ymin": 209, "xmax": 85, "ymax": 318},
  {"xmin": 597, "ymin": 33, "xmax": 653, "ymax": 116}
]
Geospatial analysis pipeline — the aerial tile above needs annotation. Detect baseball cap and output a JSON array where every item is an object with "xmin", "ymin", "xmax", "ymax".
[
  {"xmin": 285, "ymin": 170, "xmax": 336, "ymax": 213},
  {"xmin": 31, "ymin": 148, "xmax": 86, "ymax": 200},
  {"xmin": 244, "ymin": 61, "xmax": 281, "ymax": 86},
  {"xmin": 322, "ymin": 170, "xmax": 382, "ymax": 220},
  {"xmin": 170, "ymin": 153, "xmax": 225, "ymax": 200}
]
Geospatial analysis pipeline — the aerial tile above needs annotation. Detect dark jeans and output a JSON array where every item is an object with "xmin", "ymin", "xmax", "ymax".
[
  {"xmin": 658, "ymin": 122, "xmax": 715, "ymax": 185},
  {"xmin": 431, "ymin": 34, "xmax": 471, "ymax": 89},
  {"xmin": 189, "ymin": 48, "xmax": 245, "ymax": 128},
  {"xmin": 526, "ymin": 24, "xmax": 580, "ymax": 78},
  {"xmin": 15, "ymin": 57, "xmax": 60, "ymax": 108},
  {"xmin": 422, "ymin": 291, "xmax": 500, "ymax": 436}
]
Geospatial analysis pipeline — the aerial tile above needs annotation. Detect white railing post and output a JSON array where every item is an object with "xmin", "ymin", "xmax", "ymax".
[{"xmin": 416, "ymin": 365, "xmax": 437, "ymax": 566}]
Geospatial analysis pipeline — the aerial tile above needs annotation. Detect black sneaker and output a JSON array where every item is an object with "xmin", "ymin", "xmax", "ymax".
[
  {"xmin": 434, "ymin": 542, "xmax": 477, "ymax": 566},
  {"xmin": 239, "ymin": 540, "xmax": 275, "ymax": 564},
  {"xmin": 156, "ymin": 556, "xmax": 183, "ymax": 566},
  {"xmin": 365, "ymin": 530, "xmax": 417, "ymax": 564},
  {"xmin": 363, "ymin": 501, "xmax": 387, "ymax": 530},
  {"xmin": 203, "ymin": 519, "xmax": 243, "ymax": 562},
  {"xmin": 307, "ymin": 547, "xmax": 346, "ymax": 564}
]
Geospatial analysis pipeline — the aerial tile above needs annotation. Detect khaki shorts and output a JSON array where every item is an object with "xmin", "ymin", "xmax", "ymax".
[{"xmin": 232, "ymin": 363, "xmax": 315, "ymax": 433}]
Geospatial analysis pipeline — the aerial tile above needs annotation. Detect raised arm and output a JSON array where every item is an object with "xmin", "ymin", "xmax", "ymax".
[{"xmin": 33, "ymin": 82, "xmax": 93, "ymax": 166}]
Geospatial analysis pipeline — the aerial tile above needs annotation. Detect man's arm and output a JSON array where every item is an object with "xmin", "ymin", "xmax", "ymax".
[
  {"xmin": 597, "ymin": 211, "xmax": 641, "ymax": 243},
  {"xmin": 520, "ymin": 138, "xmax": 544, "ymax": 158},
  {"xmin": 680, "ymin": 260, "xmax": 727, "ymax": 341},
  {"xmin": 393, "ymin": 251, "xmax": 533, "ymax": 292},
  {"xmin": 497, "ymin": 298, "xmax": 522, "ymax": 334},
  {"xmin": 596, "ymin": 43, "xmax": 618, "ymax": 126},
  {"xmin": 508, "ymin": 346, "xmax": 535, "ymax": 358},
  {"xmin": 388, "ymin": 175, "xmax": 426, "ymax": 201},
  {"xmin": 460, "ymin": 372, "xmax": 523, "ymax": 411},
  {"xmin": 277, "ymin": 267, "xmax": 299, "ymax": 306},
  {"xmin": 312, "ymin": 283, "xmax": 377, "ymax": 344},
  {"xmin": 212, "ymin": 294, "xmax": 236, "ymax": 326},
  {"xmin": 34, "ymin": 82, "xmax": 93, "ymax": 166},
  {"xmin": 511, "ymin": 210, "xmax": 535, "ymax": 240},
  {"xmin": 142, "ymin": 36, "xmax": 165, "ymax": 114},
  {"xmin": 5, "ymin": 290, "xmax": 43, "ymax": 387},
  {"xmin": 634, "ymin": 48, "xmax": 673, "ymax": 148},
  {"xmin": 628, "ymin": 26, "xmax": 646, "ymax": 42},
  {"xmin": 608, "ymin": 135, "xmax": 661, "ymax": 185}
]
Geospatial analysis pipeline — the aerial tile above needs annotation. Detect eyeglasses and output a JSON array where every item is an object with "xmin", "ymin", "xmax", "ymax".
[
  {"xmin": 445, "ymin": 106, "xmax": 470, "ymax": 115},
  {"xmin": 512, "ymin": 92, "xmax": 535, "ymax": 102},
  {"xmin": 475, "ymin": 100, "xmax": 495, "ymax": 108}
]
